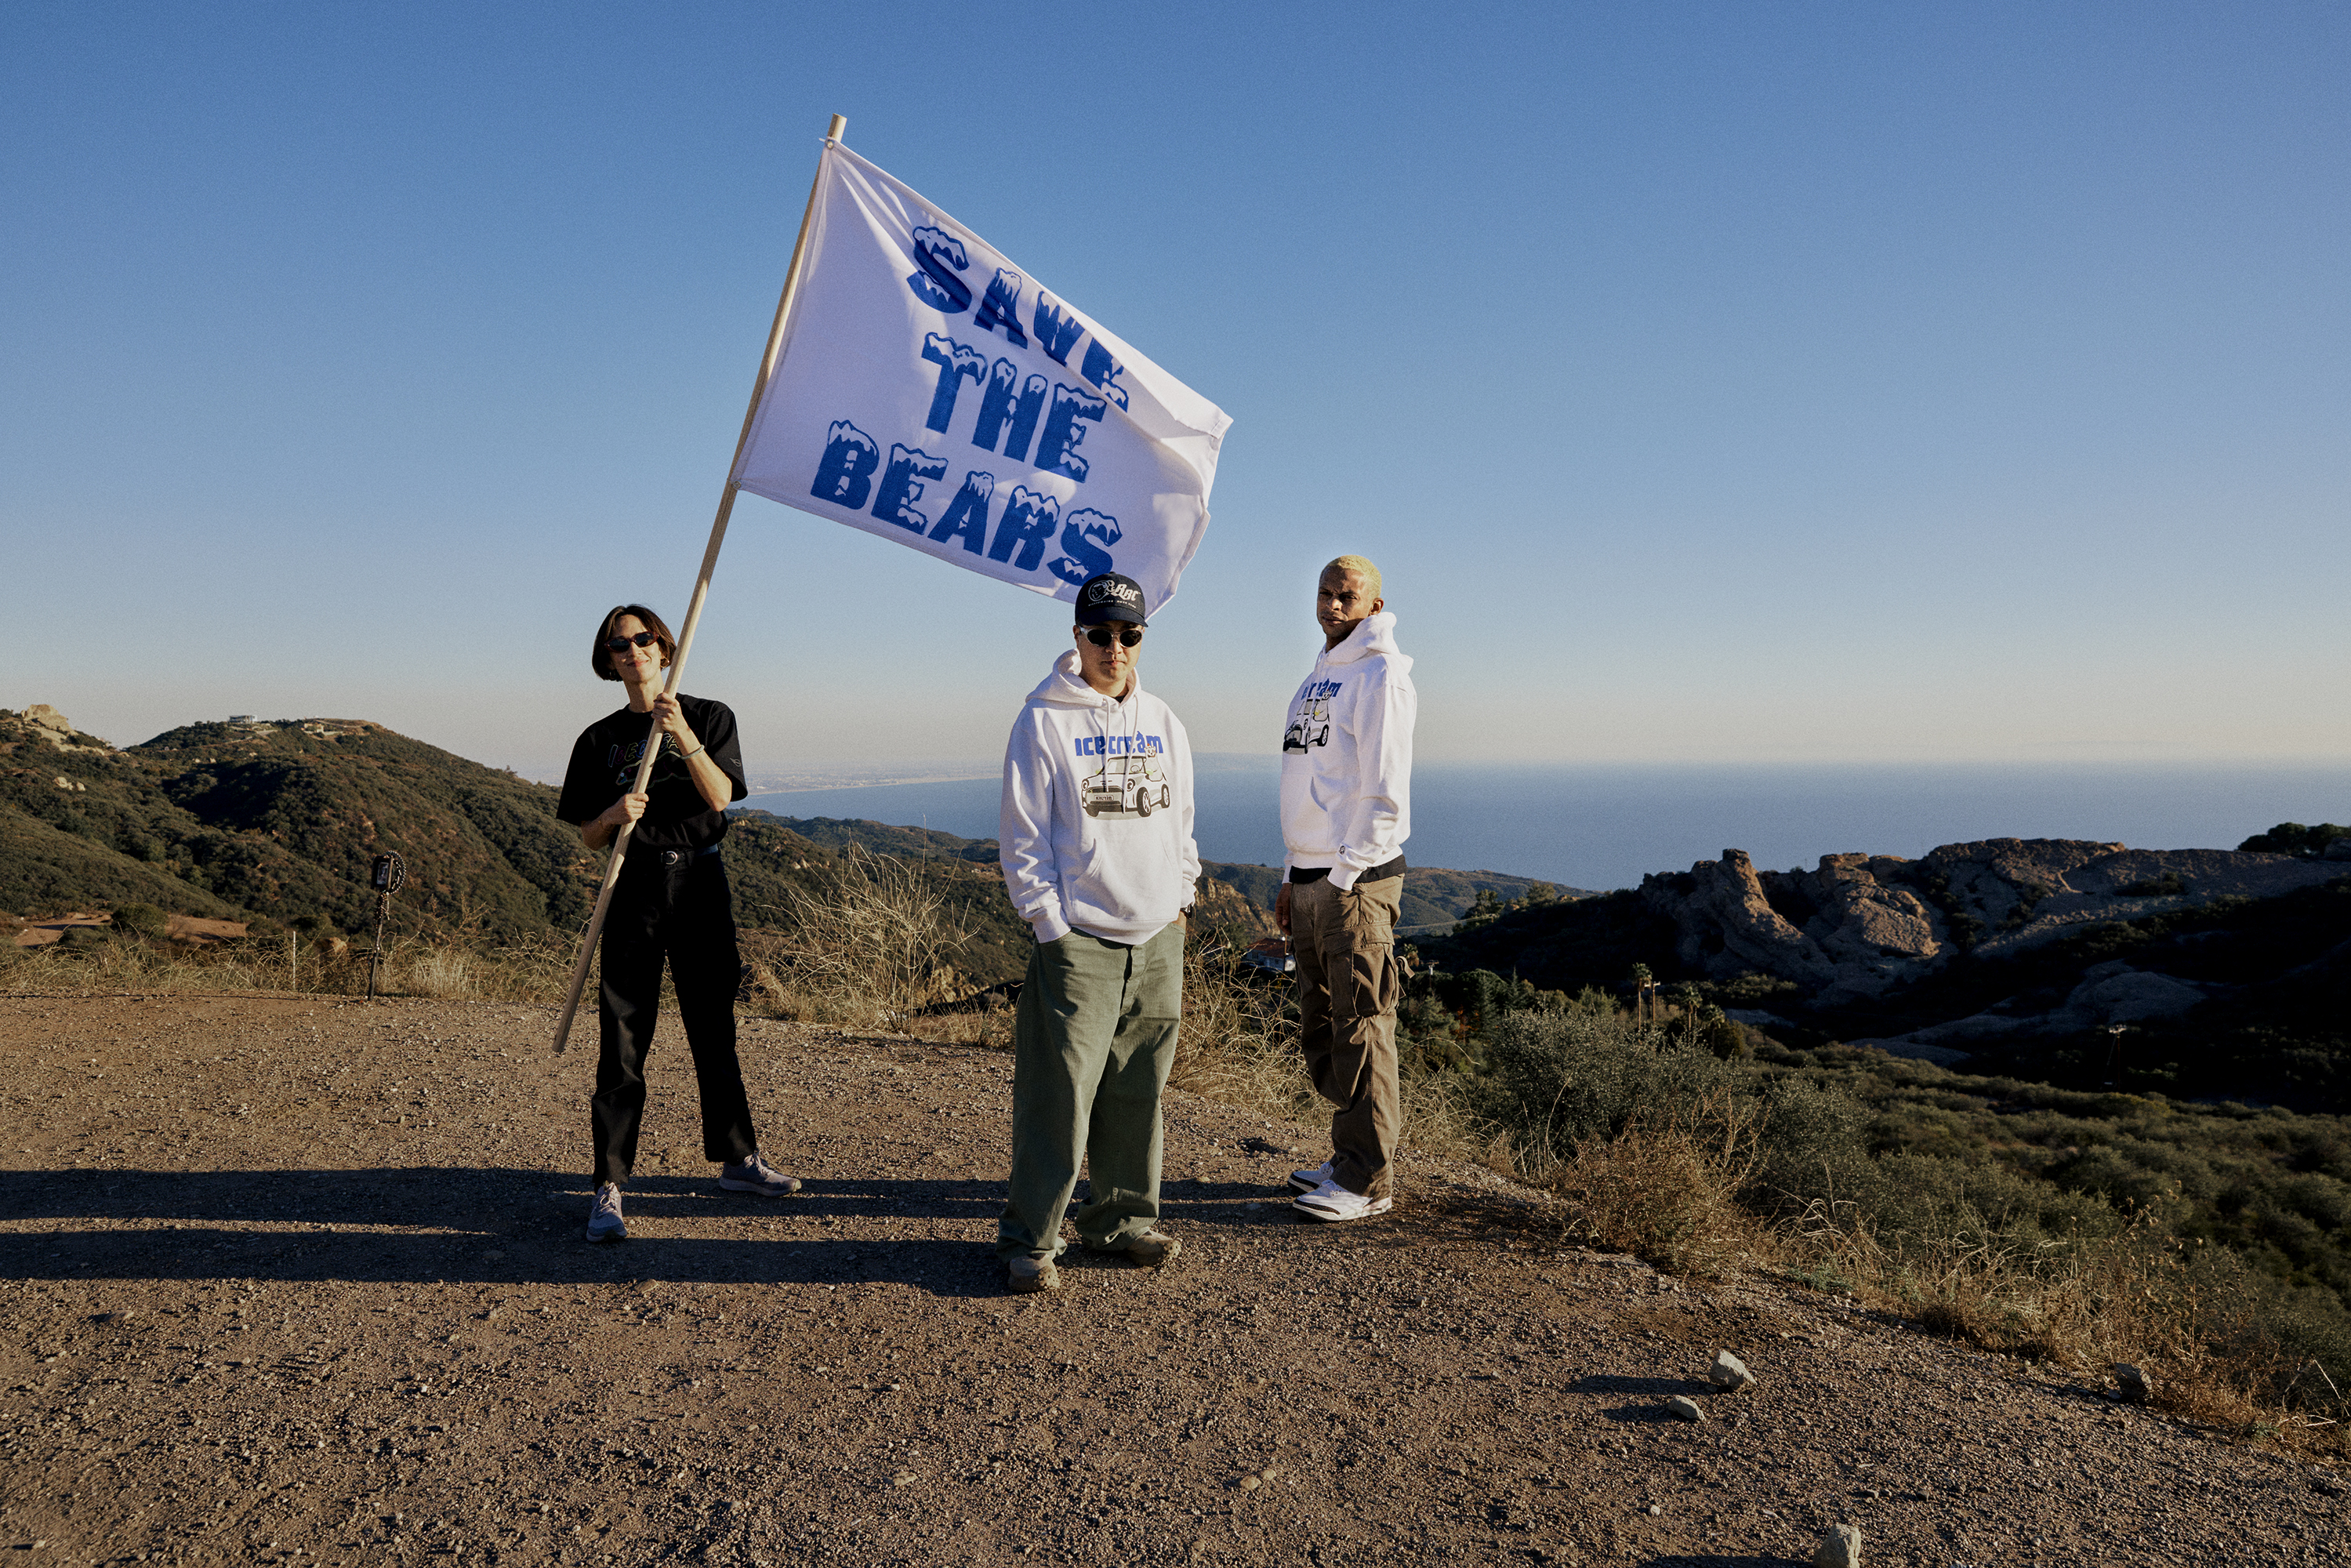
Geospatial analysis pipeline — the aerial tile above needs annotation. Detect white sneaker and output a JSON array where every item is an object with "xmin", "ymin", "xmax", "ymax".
[
  {"xmin": 585, "ymin": 1182, "xmax": 628, "ymax": 1243},
  {"xmin": 1292, "ymin": 1178, "xmax": 1393, "ymax": 1223},
  {"xmin": 1287, "ymin": 1160, "xmax": 1334, "ymax": 1195}
]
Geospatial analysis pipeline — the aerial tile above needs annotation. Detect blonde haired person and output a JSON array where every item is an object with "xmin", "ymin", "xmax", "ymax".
[{"xmin": 1275, "ymin": 557, "xmax": 1417, "ymax": 1221}]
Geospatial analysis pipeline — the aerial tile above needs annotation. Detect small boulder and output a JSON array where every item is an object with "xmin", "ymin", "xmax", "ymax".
[
  {"xmin": 1812, "ymin": 1523, "xmax": 1863, "ymax": 1567},
  {"xmin": 1708, "ymin": 1349, "xmax": 1755, "ymax": 1392},
  {"xmin": 2112, "ymin": 1363, "xmax": 2153, "ymax": 1403},
  {"xmin": 1664, "ymin": 1396, "xmax": 1704, "ymax": 1423}
]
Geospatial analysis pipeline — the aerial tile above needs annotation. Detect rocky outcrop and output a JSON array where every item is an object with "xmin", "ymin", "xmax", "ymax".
[
  {"xmin": 2058, "ymin": 962, "xmax": 2207, "ymax": 1026},
  {"xmin": 1649, "ymin": 850, "xmax": 1839, "ymax": 991},
  {"xmin": 7, "ymin": 705, "xmax": 107, "ymax": 753},
  {"xmin": 1641, "ymin": 848, "xmax": 1949, "ymax": 1004},
  {"xmin": 1641, "ymin": 838, "xmax": 2344, "ymax": 1008},
  {"xmin": 1884, "ymin": 960, "xmax": 2211, "ymax": 1054}
]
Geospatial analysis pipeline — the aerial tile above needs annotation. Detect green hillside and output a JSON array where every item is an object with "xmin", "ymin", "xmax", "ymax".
[
  {"xmin": 4, "ymin": 706, "xmax": 1577, "ymax": 991},
  {"xmin": 0, "ymin": 805, "xmax": 242, "ymax": 920},
  {"xmin": 3, "ymin": 710, "xmax": 597, "ymax": 938},
  {"xmin": 4, "ymin": 710, "xmax": 1261, "ymax": 989}
]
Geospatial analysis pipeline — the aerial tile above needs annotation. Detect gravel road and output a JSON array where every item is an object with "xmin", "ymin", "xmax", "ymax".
[{"xmin": 2, "ymin": 991, "xmax": 2343, "ymax": 1565}]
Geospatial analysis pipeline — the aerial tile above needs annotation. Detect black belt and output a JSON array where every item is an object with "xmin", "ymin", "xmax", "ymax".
[
  {"xmin": 1289, "ymin": 856, "xmax": 1405, "ymax": 885},
  {"xmin": 633, "ymin": 843, "xmax": 724, "ymax": 867}
]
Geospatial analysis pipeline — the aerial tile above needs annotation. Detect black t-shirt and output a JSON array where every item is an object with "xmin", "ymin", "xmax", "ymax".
[{"xmin": 555, "ymin": 695, "xmax": 748, "ymax": 853}]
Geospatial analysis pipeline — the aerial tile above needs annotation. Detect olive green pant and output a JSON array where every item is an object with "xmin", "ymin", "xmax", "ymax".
[
  {"xmin": 1291, "ymin": 874, "xmax": 1403, "ymax": 1199},
  {"xmin": 996, "ymin": 923, "xmax": 1185, "ymax": 1261}
]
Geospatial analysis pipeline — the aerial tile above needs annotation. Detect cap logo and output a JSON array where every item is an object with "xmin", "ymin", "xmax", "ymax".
[{"xmin": 1085, "ymin": 579, "xmax": 1141, "ymax": 608}]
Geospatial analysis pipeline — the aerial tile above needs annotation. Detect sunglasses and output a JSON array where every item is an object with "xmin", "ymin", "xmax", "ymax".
[
  {"xmin": 604, "ymin": 632, "xmax": 663, "ymax": 652},
  {"xmin": 1081, "ymin": 626, "xmax": 1145, "ymax": 648}
]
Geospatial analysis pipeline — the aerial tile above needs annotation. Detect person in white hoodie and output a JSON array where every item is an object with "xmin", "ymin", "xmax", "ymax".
[
  {"xmin": 1275, "ymin": 555, "xmax": 1417, "ymax": 1222},
  {"xmin": 996, "ymin": 572, "xmax": 1199, "ymax": 1294}
]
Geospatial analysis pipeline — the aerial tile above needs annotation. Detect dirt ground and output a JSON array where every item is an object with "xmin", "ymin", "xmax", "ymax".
[{"xmin": 2, "ymin": 990, "xmax": 2345, "ymax": 1566}]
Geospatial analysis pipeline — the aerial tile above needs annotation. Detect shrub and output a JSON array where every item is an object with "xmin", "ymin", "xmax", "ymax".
[{"xmin": 111, "ymin": 902, "xmax": 168, "ymax": 936}]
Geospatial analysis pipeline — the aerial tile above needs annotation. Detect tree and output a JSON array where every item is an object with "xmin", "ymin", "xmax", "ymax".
[{"xmin": 2240, "ymin": 822, "xmax": 2351, "ymax": 858}]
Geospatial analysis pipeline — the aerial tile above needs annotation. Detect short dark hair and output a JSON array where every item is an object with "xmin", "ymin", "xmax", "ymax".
[{"xmin": 591, "ymin": 604, "xmax": 677, "ymax": 682}]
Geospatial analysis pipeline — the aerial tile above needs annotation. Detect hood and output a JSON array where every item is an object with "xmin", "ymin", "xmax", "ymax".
[
  {"xmin": 1322, "ymin": 610, "xmax": 1408, "ymax": 670},
  {"xmin": 1025, "ymin": 648, "xmax": 1143, "ymax": 709}
]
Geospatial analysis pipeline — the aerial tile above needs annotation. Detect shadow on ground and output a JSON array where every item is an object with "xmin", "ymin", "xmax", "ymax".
[
  {"xmin": 1571, "ymin": 1373, "xmax": 1718, "ymax": 1398},
  {"xmin": 0, "ymin": 1167, "xmax": 1021, "ymax": 1295},
  {"xmin": 0, "ymin": 1167, "xmax": 1549, "ymax": 1293}
]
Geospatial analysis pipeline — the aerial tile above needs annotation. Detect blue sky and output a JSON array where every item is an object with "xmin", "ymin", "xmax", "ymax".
[{"xmin": 5, "ymin": 2, "xmax": 2346, "ymax": 782}]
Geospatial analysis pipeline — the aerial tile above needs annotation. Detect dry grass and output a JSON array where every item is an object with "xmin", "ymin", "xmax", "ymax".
[
  {"xmin": 1805, "ymin": 1206, "xmax": 2340, "ymax": 1446},
  {"xmin": 2, "ymin": 926, "xmax": 581, "ymax": 1003},
  {"xmin": 1169, "ymin": 931, "xmax": 1477, "ymax": 1167},
  {"xmin": 1505, "ymin": 1087, "xmax": 1766, "ymax": 1276},
  {"xmin": 739, "ymin": 846, "xmax": 974, "ymax": 1030},
  {"xmin": 1449, "ymin": 999, "xmax": 2346, "ymax": 1451}
]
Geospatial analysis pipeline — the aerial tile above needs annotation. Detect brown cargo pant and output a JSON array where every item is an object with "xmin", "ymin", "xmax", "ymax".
[{"xmin": 1290, "ymin": 873, "xmax": 1403, "ymax": 1199}]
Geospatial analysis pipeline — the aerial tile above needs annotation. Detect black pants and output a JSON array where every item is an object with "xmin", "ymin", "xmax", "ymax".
[{"xmin": 591, "ymin": 847, "xmax": 758, "ymax": 1185}]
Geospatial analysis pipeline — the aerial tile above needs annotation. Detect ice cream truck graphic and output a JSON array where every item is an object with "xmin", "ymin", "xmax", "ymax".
[
  {"xmin": 1083, "ymin": 753, "xmax": 1173, "ymax": 818},
  {"xmin": 1283, "ymin": 697, "xmax": 1332, "ymax": 753}
]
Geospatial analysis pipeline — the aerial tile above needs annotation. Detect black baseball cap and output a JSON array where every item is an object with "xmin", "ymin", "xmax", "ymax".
[{"xmin": 1074, "ymin": 572, "xmax": 1148, "ymax": 626}]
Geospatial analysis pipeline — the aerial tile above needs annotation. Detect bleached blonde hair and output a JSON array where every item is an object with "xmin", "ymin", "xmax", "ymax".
[{"xmin": 1322, "ymin": 554, "xmax": 1383, "ymax": 601}]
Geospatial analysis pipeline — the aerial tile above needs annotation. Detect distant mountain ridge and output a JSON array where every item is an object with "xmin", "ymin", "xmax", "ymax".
[{"xmin": 747, "ymin": 812, "xmax": 1594, "ymax": 928}]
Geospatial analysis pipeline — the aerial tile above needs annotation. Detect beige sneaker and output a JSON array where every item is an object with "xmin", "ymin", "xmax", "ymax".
[
  {"xmin": 1099, "ymin": 1229, "xmax": 1181, "ymax": 1268},
  {"xmin": 1006, "ymin": 1254, "xmax": 1061, "ymax": 1294}
]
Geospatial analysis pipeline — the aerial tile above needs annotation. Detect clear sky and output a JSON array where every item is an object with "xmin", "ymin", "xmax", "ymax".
[{"xmin": 6, "ymin": 2, "xmax": 2346, "ymax": 782}]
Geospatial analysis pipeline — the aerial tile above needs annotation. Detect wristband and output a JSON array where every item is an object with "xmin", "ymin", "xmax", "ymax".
[{"xmin": 679, "ymin": 742, "xmax": 706, "ymax": 760}]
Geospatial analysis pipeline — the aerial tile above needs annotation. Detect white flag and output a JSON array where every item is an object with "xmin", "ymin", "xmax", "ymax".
[{"xmin": 732, "ymin": 143, "xmax": 1232, "ymax": 615}]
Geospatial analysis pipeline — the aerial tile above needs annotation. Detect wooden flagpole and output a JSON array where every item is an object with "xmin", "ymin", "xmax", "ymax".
[{"xmin": 551, "ymin": 111, "xmax": 847, "ymax": 1054}]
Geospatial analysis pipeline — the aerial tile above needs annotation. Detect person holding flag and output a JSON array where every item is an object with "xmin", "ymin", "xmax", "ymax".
[
  {"xmin": 994, "ymin": 572, "xmax": 1198, "ymax": 1293},
  {"xmin": 556, "ymin": 604, "xmax": 801, "ymax": 1243},
  {"xmin": 1275, "ymin": 557, "xmax": 1417, "ymax": 1223}
]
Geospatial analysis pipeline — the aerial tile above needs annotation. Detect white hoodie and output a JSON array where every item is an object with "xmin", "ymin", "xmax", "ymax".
[
  {"xmin": 1000, "ymin": 651, "xmax": 1200, "ymax": 946},
  {"xmin": 1280, "ymin": 610, "xmax": 1416, "ymax": 891}
]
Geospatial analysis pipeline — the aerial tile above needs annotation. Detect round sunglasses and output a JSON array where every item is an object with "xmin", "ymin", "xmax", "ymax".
[{"xmin": 1081, "ymin": 626, "xmax": 1145, "ymax": 648}]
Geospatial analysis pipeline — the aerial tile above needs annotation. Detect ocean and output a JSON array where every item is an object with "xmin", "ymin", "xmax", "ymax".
[{"xmin": 738, "ymin": 760, "xmax": 2349, "ymax": 892}]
